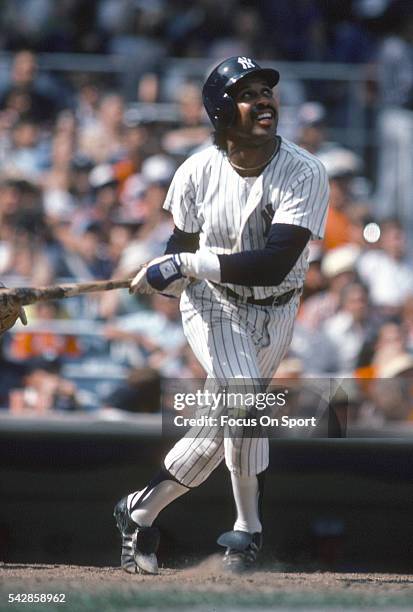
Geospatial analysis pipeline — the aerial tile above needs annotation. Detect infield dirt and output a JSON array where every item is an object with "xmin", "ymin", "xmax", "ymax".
[{"xmin": 2, "ymin": 560, "xmax": 413, "ymax": 610}]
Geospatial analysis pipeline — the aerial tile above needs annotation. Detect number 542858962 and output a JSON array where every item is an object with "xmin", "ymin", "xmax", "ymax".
[{"xmin": 8, "ymin": 593, "xmax": 66, "ymax": 603}]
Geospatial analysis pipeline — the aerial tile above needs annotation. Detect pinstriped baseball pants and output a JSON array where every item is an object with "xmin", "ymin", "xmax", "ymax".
[{"xmin": 164, "ymin": 281, "xmax": 300, "ymax": 486}]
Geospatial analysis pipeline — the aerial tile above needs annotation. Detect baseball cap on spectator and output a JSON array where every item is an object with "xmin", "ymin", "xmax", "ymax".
[
  {"xmin": 141, "ymin": 155, "xmax": 176, "ymax": 186},
  {"xmin": 89, "ymin": 164, "xmax": 118, "ymax": 189},
  {"xmin": 319, "ymin": 148, "xmax": 362, "ymax": 179},
  {"xmin": 321, "ymin": 244, "xmax": 359, "ymax": 278},
  {"xmin": 298, "ymin": 102, "xmax": 326, "ymax": 127}
]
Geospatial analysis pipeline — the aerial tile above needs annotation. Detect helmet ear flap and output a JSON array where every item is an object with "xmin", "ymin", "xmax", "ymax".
[{"xmin": 214, "ymin": 92, "xmax": 237, "ymax": 130}]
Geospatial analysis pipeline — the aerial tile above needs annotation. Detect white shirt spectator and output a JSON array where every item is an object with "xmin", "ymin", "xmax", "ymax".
[
  {"xmin": 357, "ymin": 249, "xmax": 413, "ymax": 308},
  {"xmin": 322, "ymin": 311, "xmax": 368, "ymax": 375}
]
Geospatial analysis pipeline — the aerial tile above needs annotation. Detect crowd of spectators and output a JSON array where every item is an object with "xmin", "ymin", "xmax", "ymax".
[
  {"xmin": 0, "ymin": 1, "xmax": 412, "ymax": 427},
  {"xmin": 0, "ymin": 1, "xmax": 392, "ymax": 62}
]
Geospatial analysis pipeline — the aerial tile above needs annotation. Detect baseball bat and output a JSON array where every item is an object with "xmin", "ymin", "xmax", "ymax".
[{"xmin": 0, "ymin": 277, "xmax": 135, "ymax": 307}]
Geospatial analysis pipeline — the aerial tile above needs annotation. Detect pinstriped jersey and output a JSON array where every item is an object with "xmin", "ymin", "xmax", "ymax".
[{"xmin": 163, "ymin": 137, "xmax": 329, "ymax": 300}]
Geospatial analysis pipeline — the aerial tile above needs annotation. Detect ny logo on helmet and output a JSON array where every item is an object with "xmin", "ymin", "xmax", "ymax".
[{"xmin": 238, "ymin": 57, "xmax": 255, "ymax": 70}]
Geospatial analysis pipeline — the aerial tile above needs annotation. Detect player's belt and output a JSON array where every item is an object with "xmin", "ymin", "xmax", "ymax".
[{"xmin": 213, "ymin": 284, "xmax": 300, "ymax": 307}]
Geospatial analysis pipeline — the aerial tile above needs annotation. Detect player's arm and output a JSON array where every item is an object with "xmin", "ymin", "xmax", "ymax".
[
  {"xmin": 175, "ymin": 223, "xmax": 310, "ymax": 287},
  {"xmin": 130, "ymin": 224, "xmax": 310, "ymax": 292},
  {"xmin": 218, "ymin": 223, "xmax": 311, "ymax": 286},
  {"xmin": 164, "ymin": 226, "xmax": 200, "ymax": 255},
  {"xmin": 167, "ymin": 223, "xmax": 310, "ymax": 286},
  {"xmin": 164, "ymin": 222, "xmax": 306, "ymax": 284}
]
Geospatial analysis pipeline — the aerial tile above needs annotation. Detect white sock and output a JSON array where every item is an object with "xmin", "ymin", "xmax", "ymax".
[
  {"xmin": 231, "ymin": 473, "xmax": 262, "ymax": 534},
  {"xmin": 128, "ymin": 480, "xmax": 188, "ymax": 527}
]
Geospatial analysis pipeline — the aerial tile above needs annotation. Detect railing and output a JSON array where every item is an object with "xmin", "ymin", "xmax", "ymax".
[{"xmin": 0, "ymin": 52, "xmax": 377, "ymax": 159}]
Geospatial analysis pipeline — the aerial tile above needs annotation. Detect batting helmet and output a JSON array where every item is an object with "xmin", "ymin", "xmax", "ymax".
[{"xmin": 202, "ymin": 57, "xmax": 279, "ymax": 130}]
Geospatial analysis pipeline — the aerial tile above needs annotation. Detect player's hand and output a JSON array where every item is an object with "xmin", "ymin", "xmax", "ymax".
[{"xmin": 130, "ymin": 254, "xmax": 185, "ymax": 294}]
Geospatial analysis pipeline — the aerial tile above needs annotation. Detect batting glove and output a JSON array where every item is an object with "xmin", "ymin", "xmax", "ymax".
[
  {"xmin": 130, "ymin": 254, "xmax": 185, "ymax": 294},
  {"xmin": 130, "ymin": 250, "xmax": 221, "ymax": 294}
]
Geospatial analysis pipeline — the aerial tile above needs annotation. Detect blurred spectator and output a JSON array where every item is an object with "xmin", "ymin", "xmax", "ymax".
[
  {"xmin": 357, "ymin": 217, "xmax": 413, "ymax": 313},
  {"xmin": 73, "ymin": 79, "xmax": 101, "ymax": 129},
  {"xmin": 116, "ymin": 155, "xmax": 175, "ymax": 273},
  {"xmin": 258, "ymin": 0, "xmax": 326, "ymax": 61},
  {"xmin": 88, "ymin": 164, "xmax": 120, "ymax": 224},
  {"xmin": 51, "ymin": 220, "xmax": 113, "ymax": 282},
  {"xmin": 0, "ymin": 335, "xmax": 26, "ymax": 408},
  {"xmin": 103, "ymin": 366, "xmax": 161, "ymax": 413},
  {"xmin": 0, "ymin": 238, "xmax": 53, "ymax": 286},
  {"xmin": 374, "ymin": 3, "xmax": 413, "ymax": 246},
  {"xmin": 102, "ymin": 293, "xmax": 186, "ymax": 373},
  {"xmin": 295, "ymin": 102, "xmax": 338, "ymax": 155},
  {"xmin": 367, "ymin": 323, "xmax": 413, "ymax": 422},
  {"xmin": 319, "ymin": 148, "xmax": 363, "ymax": 250},
  {"xmin": 162, "ymin": 82, "xmax": 210, "ymax": 157},
  {"xmin": 40, "ymin": 117, "xmax": 76, "ymax": 195},
  {"xmin": 299, "ymin": 244, "xmax": 359, "ymax": 330},
  {"xmin": 376, "ymin": 2, "xmax": 413, "ymax": 110},
  {"xmin": 356, "ymin": 318, "xmax": 412, "ymax": 380},
  {"xmin": 164, "ymin": 0, "xmax": 236, "ymax": 57},
  {"xmin": 63, "ymin": 162, "xmax": 120, "ymax": 244},
  {"xmin": 321, "ymin": 281, "xmax": 377, "ymax": 374},
  {"xmin": 98, "ymin": 153, "xmax": 176, "ymax": 319},
  {"xmin": 289, "ymin": 321, "xmax": 337, "ymax": 374},
  {"xmin": 0, "ymin": 178, "xmax": 53, "ymax": 285},
  {"xmin": 106, "ymin": 218, "xmax": 141, "ymax": 274},
  {"xmin": 67, "ymin": 154, "xmax": 95, "ymax": 207},
  {"xmin": 2, "ymin": 116, "xmax": 49, "ymax": 180},
  {"xmin": 323, "ymin": 2, "xmax": 377, "ymax": 64},
  {"xmin": 402, "ymin": 296, "xmax": 413, "ymax": 352},
  {"xmin": 301, "ymin": 242, "xmax": 326, "ymax": 302},
  {"xmin": 0, "ymin": 178, "xmax": 46, "ymax": 235},
  {"xmin": 7, "ymin": 301, "xmax": 80, "ymax": 362},
  {"xmin": 9, "ymin": 359, "xmax": 80, "ymax": 414},
  {"xmin": 373, "ymin": 320, "xmax": 412, "ymax": 376},
  {"xmin": 114, "ymin": 110, "xmax": 154, "ymax": 191},
  {"xmin": 0, "ymin": 50, "xmax": 62, "ymax": 124},
  {"xmin": 207, "ymin": 6, "xmax": 265, "ymax": 59},
  {"xmin": 78, "ymin": 93, "xmax": 125, "ymax": 163},
  {"xmin": 137, "ymin": 72, "xmax": 160, "ymax": 104},
  {"xmin": 100, "ymin": 0, "xmax": 166, "ymax": 86}
]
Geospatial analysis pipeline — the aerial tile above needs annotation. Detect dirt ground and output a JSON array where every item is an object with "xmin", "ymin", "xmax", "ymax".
[{"xmin": 2, "ymin": 560, "xmax": 413, "ymax": 611}]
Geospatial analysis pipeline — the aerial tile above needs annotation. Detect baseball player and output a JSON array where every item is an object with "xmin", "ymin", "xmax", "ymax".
[{"xmin": 114, "ymin": 56, "xmax": 329, "ymax": 574}]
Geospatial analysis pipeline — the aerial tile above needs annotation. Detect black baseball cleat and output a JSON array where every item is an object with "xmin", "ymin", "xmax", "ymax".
[
  {"xmin": 217, "ymin": 530, "xmax": 262, "ymax": 573},
  {"xmin": 113, "ymin": 496, "xmax": 160, "ymax": 574}
]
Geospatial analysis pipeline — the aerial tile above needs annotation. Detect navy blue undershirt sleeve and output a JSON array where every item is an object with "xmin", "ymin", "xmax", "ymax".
[
  {"xmin": 165, "ymin": 226, "xmax": 200, "ymax": 254},
  {"xmin": 218, "ymin": 223, "xmax": 311, "ymax": 287}
]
